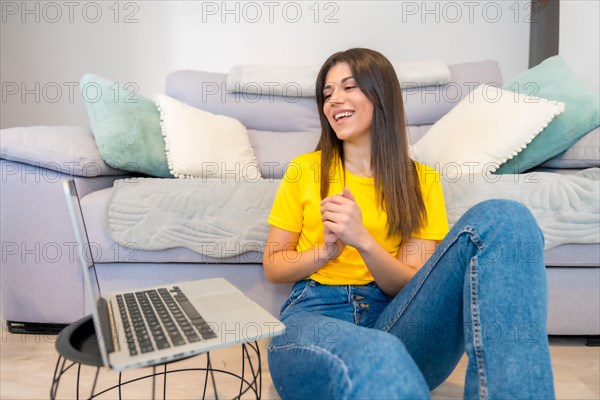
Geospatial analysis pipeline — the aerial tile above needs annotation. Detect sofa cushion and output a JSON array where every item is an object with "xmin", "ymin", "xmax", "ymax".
[
  {"xmin": 225, "ymin": 60, "xmax": 451, "ymax": 98},
  {"xmin": 247, "ymin": 126, "xmax": 429, "ymax": 180},
  {"xmin": 80, "ymin": 74, "xmax": 172, "ymax": 178},
  {"xmin": 544, "ymin": 243, "xmax": 600, "ymax": 267},
  {"xmin": 495, "ymin": 56, "xmax": 600, "ymax": 174},
  {"xmin": 248, "ymin": 129, "xmax": 320, "ymax": 179},
  {"xmin": 541, "ymin": 127, "xmax": 600, "ymax": 169},
  {"xmin": 155, "ymin": 94, "xmax": 261, "ymax": 180},
  {"xmin": 403, "ymin": 60, "xmax": 504, "ymax": 126},
  {"xmin": 166, "ymin": 70, "xmax": 321, "ymax": 133},
  {"xmin": 406, "ymin": 125, "xmax": 432, "ymax": 145},
  {"xmin": 81, "ymin": 187, "xmax": 263, "ymax": 264},
  {"xmin": 411, "ymin": 84, "xmax": 564, "ymax": 176},
  {"xmin": 165, "ymin": 61, "xmax": 503, "ymax": 131},
  {"xmin": 0, "ymin": 125, "xmax": 125, "ymax": 177}
]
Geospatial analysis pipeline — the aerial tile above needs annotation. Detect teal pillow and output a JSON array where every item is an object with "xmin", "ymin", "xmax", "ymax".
[
  {"xmin": 495, "ymin": 56, "xmax": 600, "ymax": 174},
  {"xmin": 80, "ymin": 74, "xmax": 172, "ymax": 177}
]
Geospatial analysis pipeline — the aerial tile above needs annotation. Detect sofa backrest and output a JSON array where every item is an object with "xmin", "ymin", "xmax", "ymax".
[
  {"xmin": 166, "ymin": 60, "xmax": 502, "ymax": 129},
  {"xmin": 165, "ymin": 60, "xmax": 503, "ymax": 179}
]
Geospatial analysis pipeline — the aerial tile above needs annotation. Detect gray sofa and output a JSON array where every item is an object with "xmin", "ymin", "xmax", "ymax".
[{"xmin": 1, "ymin": 60, "xmax": 599, "ymax": 340}]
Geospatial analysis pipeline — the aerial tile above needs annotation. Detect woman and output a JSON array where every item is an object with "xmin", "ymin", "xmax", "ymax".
[{"xmin": 263, "ymin": 48, "xmax": 554, "ymax": 399}]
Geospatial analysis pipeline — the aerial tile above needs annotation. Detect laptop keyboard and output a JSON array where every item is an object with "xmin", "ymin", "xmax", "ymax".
[{"xmin": 116, "ymin": 286, "xmax": 217, "ymax": 356}]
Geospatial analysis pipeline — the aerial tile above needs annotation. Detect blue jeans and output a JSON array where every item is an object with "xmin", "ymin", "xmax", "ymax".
[{"xmin": 268, "ymin": 200, "xmax": 555, "ymax": 399}]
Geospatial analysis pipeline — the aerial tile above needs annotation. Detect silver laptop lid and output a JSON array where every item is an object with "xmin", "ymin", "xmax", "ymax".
[{"xmin": 62, "ymin": 179, "xmax": 111, "ymax": 367}]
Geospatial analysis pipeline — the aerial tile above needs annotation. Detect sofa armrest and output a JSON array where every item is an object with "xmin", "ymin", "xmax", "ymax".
[
  {"xmin": 0, "ymin": 125, "xmax": 126, "ymax": 177},
  {"xmin": 0, "ymin": 158, "xmax": 124, "ymax": 324},
  {"xmin": 0, "ymin": 126, "xmax": 130, "ymax": 324}
]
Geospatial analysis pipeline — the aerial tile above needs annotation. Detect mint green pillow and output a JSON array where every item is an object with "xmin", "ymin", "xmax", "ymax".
[
  {"xmin": 80, "ymin": 74, "xmax": 172, "ymax": 178},
  {"xmin": 495, "ymin": 56, "xmax": 600, "ymax": 174}
]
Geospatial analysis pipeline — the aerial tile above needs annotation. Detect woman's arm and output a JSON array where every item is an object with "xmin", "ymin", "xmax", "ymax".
[
  {"xmin": 359, "ymin": 235, "xmax": 437, "ymax": 296},
  {"xmin": 320, "ymin": 188, "xmax": 436, "ymax": 296},
  {"xmin": 262, "ymin": 226, "xmax": 344, "ymax": 283}
]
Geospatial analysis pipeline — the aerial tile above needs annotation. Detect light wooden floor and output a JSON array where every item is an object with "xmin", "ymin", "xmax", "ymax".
[{"xmin": 1, "ymin": 322, "xmax": 598, "ymax": 399}]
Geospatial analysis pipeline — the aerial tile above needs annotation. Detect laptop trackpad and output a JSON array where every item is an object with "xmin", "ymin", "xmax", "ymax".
[{"xmin": 193, "ymin": 291, "xmax": 256, "ymax": 315}]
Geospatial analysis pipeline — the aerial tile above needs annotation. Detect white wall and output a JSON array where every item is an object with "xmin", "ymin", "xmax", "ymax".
[
  {"xmin": 1, "ymin": 0, "xmax": 533, "ymax": 128},
  {"xmin": 559, "ymin": 0, "xmax": 600, "ymax": 93}
]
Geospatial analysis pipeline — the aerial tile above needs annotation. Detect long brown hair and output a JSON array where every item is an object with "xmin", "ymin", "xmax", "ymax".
[{"xmin": 315, "ymin": 48, "xmax": 426, "ymax": 243}]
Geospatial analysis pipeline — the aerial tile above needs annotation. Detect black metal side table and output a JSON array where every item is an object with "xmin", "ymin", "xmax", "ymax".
[{"xmin": 50, "ymin": 315, "xmax": 262, "ymax": 399}]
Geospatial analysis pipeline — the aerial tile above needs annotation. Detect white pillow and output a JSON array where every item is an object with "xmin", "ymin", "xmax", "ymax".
[
  {"xmin": 411, "ymin": 84, "xmax": 565, "ymax": 177},
  {"xmin": 155, "ymin": 94, "xmax": 261, "ymax": 180}
]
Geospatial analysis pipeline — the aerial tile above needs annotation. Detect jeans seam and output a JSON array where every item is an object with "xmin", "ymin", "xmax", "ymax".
[
  {"xmin": 280, "ymin": 280, "xmax": 316, "ymax": 317},
  {"xmin": 381, "ymin": 227, "xmax": 473, "ymax": 333},
  {"xmin": 469, "ymin": 254, "xmax": 488, "ymax": 400},
  {"xmin": 463, "ymin": 227, "xmax": 488, "ymax": 398},
  {"xmin": 380, "ymin": 225, "xmax": 490, "ymax": 398}
]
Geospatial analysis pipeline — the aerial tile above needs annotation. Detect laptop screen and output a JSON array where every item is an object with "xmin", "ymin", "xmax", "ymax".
[{"xmin": 63, "ymin": 179, "xmax": 111, "ymax": 367}]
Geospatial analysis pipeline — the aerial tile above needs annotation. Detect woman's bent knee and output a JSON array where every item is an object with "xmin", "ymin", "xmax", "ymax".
[{"xmin": 268, "ymin": 327, "xmax": 431, "ymax": 399}]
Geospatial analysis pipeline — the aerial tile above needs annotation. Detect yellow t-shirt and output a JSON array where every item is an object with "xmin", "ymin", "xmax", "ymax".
[{"xmin": 267, "ymin": 151, "xmax": 449, "ymax": 285}]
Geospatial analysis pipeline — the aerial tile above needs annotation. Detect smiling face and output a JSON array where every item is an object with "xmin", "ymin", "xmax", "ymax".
[{"xmin": 322, "ymin": 62, "xmax": 374, "ymax": 146}]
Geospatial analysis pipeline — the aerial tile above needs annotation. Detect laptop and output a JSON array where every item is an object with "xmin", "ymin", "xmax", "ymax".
[{"xmin": 63, "ymin": 179, "xmax": 285, "ymax": 371}]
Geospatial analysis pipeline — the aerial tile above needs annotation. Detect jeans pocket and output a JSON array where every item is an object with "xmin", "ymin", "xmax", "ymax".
[{"xmin": 279, "ymin": 280, "xmax": 314, "ymax": 317}]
